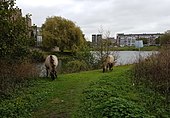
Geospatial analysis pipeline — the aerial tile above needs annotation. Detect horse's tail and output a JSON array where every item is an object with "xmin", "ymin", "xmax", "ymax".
[
  {"xmin": 50, "ymin": 55, "xmax": 55, "ymax": 68},
  {"xmin": 50, "ymin": 55, "xmax": 56, "ymax": 80}
]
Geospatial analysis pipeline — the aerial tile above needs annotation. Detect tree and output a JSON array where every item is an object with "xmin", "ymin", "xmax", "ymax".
[
  {"xmin": 0, "ymin": 0, "xmax": 30, "ymax": 60},
  {"xmin": 137, "ymin": 38, "xmax": 148, "ymax": 45},
  {"xmin": 42, "ymin": 16, "xmax": 86, "ymax": 52},
  {"xmin": 160, "ymin": 33, "xmax": 170, "ymax": 46},
  {"xmin": 155, "ymin": 36, "xmax": 161, "ymax": 45},
  {"xmin": 94, "ymin": 27, "xmax": 118, "ymax": 68}
]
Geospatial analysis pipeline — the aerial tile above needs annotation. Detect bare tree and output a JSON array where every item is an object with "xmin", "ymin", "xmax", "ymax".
[{"xmin": 94, "ymin": 26, "xmax": 119, "ymax": 68}]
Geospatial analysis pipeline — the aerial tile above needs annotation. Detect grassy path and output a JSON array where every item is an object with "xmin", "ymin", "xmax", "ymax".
[
  {"xmin": 32, "ymin": 66, "xmax": 130, "ymax": 118},
  {"xmin": 32, "ymin": 70, "xmax": 106, "ymax": 118}
]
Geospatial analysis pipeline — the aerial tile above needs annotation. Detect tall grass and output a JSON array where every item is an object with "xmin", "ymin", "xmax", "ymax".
[
  {"xmin": 0, "ymin": 60, "xmax": 39, "ymax": 99},
  {"xmin": 132, "ymin": 47, "xmax": 170, "ymax": 105}
]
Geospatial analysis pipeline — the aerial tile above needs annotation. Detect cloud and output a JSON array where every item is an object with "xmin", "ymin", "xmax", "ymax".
[
  {"xmin": 16, "ymin": 0, "xmax": 170, "ymax": 41},
  {"xmin": 16, "ymin": 0, "xmax": 73, "ymax": 7}
]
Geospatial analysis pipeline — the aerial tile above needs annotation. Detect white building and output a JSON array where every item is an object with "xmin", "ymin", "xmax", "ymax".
[
  {"xmin": 36, "ymin": 27, "xmax": 42, "ymax": 46},
  {"xmin": 116, "ymin": 33, "xmax": 163, "ymax": 46}
]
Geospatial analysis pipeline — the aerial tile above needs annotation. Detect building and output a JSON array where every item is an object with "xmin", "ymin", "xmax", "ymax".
[
  {"xmin": 116, "ymin": 33, "xmax": 163, "ymax": 46},
  {"xmin": 92, "ymin": 34, "xmax": 102, "ymax": 44},
  {"xmin": 165, "ymin": 30, "xmax": 170, "ymax": 34},
  {"xmin": 32, "ymin": 26, "xmax": 43, "ymax": 47},
  {"xmin": 36, "ymin": 27, "xmax": 42, "ymax": 46}
]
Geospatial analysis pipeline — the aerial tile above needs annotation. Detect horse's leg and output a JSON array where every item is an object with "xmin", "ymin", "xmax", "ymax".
[
  {"xmin": 106, "ymin": 63, "xmax": 109, "ymax": 71},
  {"xmin": 102, "ymin": 62, "xmax": 106, "ymax": 73},
  {"xmin": 50, "ymin": 72, "xmax": 55, "ymax": 80},
  {"xmin": 109, "ymin": 63, "xmax": 113, "ymax": 71},
  {"xmin": 103, "ymin": 67, "xmax": 105, "ymax": 73},
  {"xmin": 55, "ymin": 71, "xmax": 57, "ymax": 78},
  {"xmin": 46, "ymin": 68, "xmax": 49, "ymax": 77}
]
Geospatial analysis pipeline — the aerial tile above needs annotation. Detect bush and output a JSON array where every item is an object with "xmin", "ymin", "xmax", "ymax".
[
  {"xmin": 0, "ymin": 60, "xmax": 39, "ymax": 99},
  {"xmin": 30, "ymin": 50, "xmax": 44, "ymax": 63},
  {"xmin": 65, "ymin": 60, "xmax": 88, "ymax": 73},
  {"xmin": 132, "ymin": 47, "xmax": 170, "ymax": 104},
  {"xmin": 74, "ymin": 51, "xmax": 99, "ymax": 70},
  {"xmin": 57, "ymin": 49, "xmax": 99, "ymax": 73}
]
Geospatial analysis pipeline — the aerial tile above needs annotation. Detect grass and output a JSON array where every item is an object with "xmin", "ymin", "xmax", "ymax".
[
  {"xmin": 32, "ymin": 70, "xmax": 104, "ymax": 118},
  {"xmin": 0, "ymin": 67, "xmax": 107, "ymax": 118},
  {"xmin": 0, "ymin": 65, "xmax": 169, "ymax": 118}
]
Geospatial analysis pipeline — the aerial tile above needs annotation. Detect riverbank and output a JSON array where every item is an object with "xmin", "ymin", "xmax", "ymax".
[
  {"xmin": 109, "ymin": 46, "xmax": 160, "ymax": 51},
  {"xmin": 1, "ymin": 65, "xmax": 169, "ymax": 118},
  {"xmin": 91, "ymin": 46, "xmax": 160, "ymax": 51}
]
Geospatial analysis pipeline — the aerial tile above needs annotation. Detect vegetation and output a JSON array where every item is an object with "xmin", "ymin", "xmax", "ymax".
[
  {"xmin": 92, "ymin": 28, "xmax": 118, "ymax": 68},
  {"xmin": 160, "ymin": 32, "xmax": 170, "ymax": 46},
  {"xmin": 1, "ymin": 1, "xmax": 170, "ymax": 118},
  {"xmin": 76, "ymin": 66, "xmax": 169, "ymax": 118},
  {"xmin": 42, "ymin": 47, "xmax": 100, "ymax": 74},
  {"xmin": 110, "ymin": 46, "xmax": 160, "ymax": 51},
  {"xmin": 132, "ymin": 47, "xmax": 170, "ymax": 105},
  {"xmin": 42, "ymin": 16, "xmax": 86, "ymax": 52},
  {"xmin": 0, "ymin": 0, "xmax": 40, "ymax": 99},
  {"xmin": 0, "ymin": 0, "xmax": 30, "ymax": 60},
  {"xmin": 0, "ymin": 65, "xmax": 169, "ymax": 118},
  {"xmin": 0, "ymin": 60, "xmax": 39, "ymax": 98},
  {"xmin": 29, "ymin": 50, "xmax": 44, "ymax": 63},
  {"xmin": 137, "ymin": 38, "xmax": 148, "ymax": 44}
]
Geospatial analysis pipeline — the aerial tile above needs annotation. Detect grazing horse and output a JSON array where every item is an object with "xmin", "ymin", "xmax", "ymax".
[
  {"xmin": 45, "ymin": 55, "xmax": 58, "ymax": 80},
  {"xmin": 103, "ymin": 55, "xmax": 115, "ymax": 73}
]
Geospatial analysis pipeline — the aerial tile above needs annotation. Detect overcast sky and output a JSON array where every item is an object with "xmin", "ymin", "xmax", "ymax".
[{"xmin": 16, "ymin": 0, "xmax": 170, "ymax": 41}]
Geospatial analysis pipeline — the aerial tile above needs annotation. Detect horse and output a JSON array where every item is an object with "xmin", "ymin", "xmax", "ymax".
[
  {"xmin": 45, "ymin": 55, "xmax": 58, "ymax": 80},
  {"xmin": 102, "ymin": 55, "xmax": 115, "ymax": 73}
]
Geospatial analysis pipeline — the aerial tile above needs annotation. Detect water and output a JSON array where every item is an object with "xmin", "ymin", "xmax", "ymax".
[
  {"xmin": 115, "ymin": 51, "xmax": 157, "ymax": 65},
  {"xmin": 36, "ymin": 63, "xmax": 46, "ymax": 77}
]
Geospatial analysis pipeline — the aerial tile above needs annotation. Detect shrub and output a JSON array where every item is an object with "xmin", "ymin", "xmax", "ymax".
[
  {"xmin": 132, "ymin": 47, "xmax": 170, "ymax": 104},
  {"xmin": 65, "ymin": 60, "xmax": 88, "ymax": 73},
  {"xmin": 0, "ymin": 60, "xmax": 39, "ymax": 99},
  {"xmin": 74, "ymin": 51, "xmax": 99, "ymax": 70},
  {"xmin": 30, "ymin": 50, "xmax": 44, "ymax": 63}
]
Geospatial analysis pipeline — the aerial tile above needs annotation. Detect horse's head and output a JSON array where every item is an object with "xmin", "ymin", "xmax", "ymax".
[{"xmin": 50, "ymin": 65, "xmax": 57, "ymax": 80}]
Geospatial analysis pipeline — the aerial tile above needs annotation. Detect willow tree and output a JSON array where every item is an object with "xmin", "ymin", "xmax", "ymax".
[{"xmin": 42, "ymin": 16, "xmax": 86, "ymax": 52}]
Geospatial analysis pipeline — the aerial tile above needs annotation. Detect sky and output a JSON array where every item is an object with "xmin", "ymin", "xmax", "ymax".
[{"xmin": 16, "ymin": 0, "xmax": 170, "ymax": 41}]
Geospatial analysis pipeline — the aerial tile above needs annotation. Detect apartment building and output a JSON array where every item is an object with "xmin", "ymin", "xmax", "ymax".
[
  {"xmin": 116, "ymin": 33, "xmax": 163, "ymax": 46},
  {"xmin": 92, "ymin": 34, "xmax": 102, "ymax": 44}
]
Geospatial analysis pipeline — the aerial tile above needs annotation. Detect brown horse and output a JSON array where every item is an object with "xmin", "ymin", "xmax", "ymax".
[
  {"xmin": 45, "ymin": 55, "xmax": 58, "ymax": 80},
  {"xmin": 103, "ymin": 55, "xmax": 115, "ymax": 73}
]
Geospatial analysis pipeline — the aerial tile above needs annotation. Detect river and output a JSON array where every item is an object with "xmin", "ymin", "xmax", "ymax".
[{"xmin": 115, "ymin": 51, "xmax": 157, "ymax": 65}]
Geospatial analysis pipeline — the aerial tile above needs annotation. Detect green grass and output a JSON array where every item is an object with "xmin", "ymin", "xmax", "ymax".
[
  {"xmin": 75, "ymin": 67, "xmax": 168, "ymax": 118},
  {"xmin": 32, "ymin": 70, "xmax": 104, "ymax": 118},
  {"xmin": 0, "ymin": 68, "xmax": 108, "ymax": 118},
  {"xmin": 0, "ymin": 65, "xmax": 169, "ymax": 118}
]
